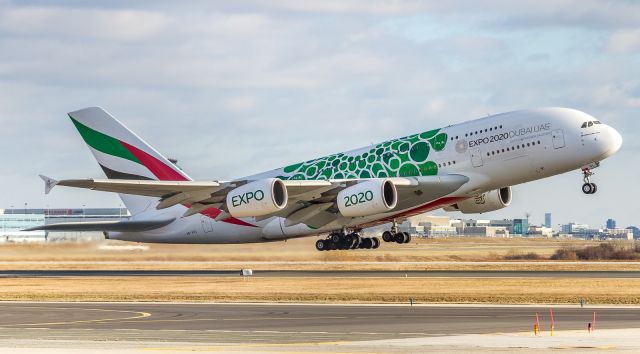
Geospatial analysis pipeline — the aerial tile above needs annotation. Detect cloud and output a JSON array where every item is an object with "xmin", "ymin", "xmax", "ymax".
[
  {"xmin": 223, "ymin": 96, "xmax": 256, "ymax": 113},
  {"xmin": 0, "ymin": 6, "xmax": 171, "ymax": 40},
  {"xmin": 606, "ymin": 28, "xmax": 640, "ymax": 54}
]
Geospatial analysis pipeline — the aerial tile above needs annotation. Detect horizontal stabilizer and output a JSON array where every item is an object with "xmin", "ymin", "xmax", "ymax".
[
  {"xmin": 39, "ymin": 175, "xmax": 59, "ymax": 194},
  {"xmin": 23, "ymin": 218, "xmax": 175, "ymax": 232}
]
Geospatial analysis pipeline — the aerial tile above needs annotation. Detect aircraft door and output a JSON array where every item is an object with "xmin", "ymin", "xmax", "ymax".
[
  {"xmin": 552, "ymin": 129, "xmax": 565, "ymax": 149},
  {"xmin": 471, "ymin": 148, "xmax": 483, "ymax": 167},
  {"xmin": 201, "ymin": 215, "xmax": 214, "ymax": 233}
]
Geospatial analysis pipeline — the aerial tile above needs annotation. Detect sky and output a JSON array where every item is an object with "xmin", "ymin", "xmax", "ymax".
[{"xmin": 0, "ymin": 0, "xmax": 638, "ymax": 229}]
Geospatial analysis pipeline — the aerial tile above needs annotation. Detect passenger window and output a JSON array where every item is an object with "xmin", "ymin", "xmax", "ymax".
[
  {"xmin": 581, "ymin": 122, "xmax": 587, "ymax": 128},
  {"xmin": 588, "ymin": 121, "xmax": 593, "ymax": 127}
]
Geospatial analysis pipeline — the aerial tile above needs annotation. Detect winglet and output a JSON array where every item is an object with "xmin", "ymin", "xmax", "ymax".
[{"xmin": 39, "ymin": 175, "xmax": 59, "ymax": 194}]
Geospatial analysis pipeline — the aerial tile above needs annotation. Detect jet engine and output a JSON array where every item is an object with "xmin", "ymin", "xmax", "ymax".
[
  {"xmin": 445, "ymin": 187, "xmax": 512, "ymax": 214},
  {"xmin": 227, "ymin": 178, "xmax": 288, "ymax": 218},
  {"xmin": 337, "ymin": 179, "xmax": 398, "ymax": 217}
]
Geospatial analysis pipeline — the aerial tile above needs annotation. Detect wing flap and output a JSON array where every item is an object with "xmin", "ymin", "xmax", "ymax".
[{"xmin": 24, "ymin": 218, "xmax": 175, "ymax": 232}]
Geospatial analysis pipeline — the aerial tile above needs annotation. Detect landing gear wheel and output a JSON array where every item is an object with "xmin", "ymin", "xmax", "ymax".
[
  {"xmin": 581, "ymin": 167, "xmax": 598, "ymax": 194},
  {"xmin": 402, "ymin": 232, "xmax": 411, "ymax": 244},
  {"xmin": 361, "ymin": 237, "xmax": 373, "ymax": 249},
  {"xmin": 344, "ymin": 233, "xmax": 354, "ymax": 245},
  {"xmin": 331, "ymin": 234, "xmax": 341, "ymax": 243},
  {"xmin": 315, "ymin": 239, "xmax": 327, "ymax": 251},
  {"xmin": 371, "ymin": 237, "xmax": 380, "ymax": 249},
  {"xmin": 382, "ymin": 231, "xmax": 393, "ymax": 242},
  {"xmin": 394, "ymin": 233, "xmax": 405, "ymax": 244},
  {"xmin": 350, "ymin": 234, "xmax": 360, "ymax": 249}
]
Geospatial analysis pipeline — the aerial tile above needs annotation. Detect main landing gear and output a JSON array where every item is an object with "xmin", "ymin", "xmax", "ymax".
[
  {"xmin": 381, "ymin": 219, "xmax": 411, "ymax": 244},
  {"xmin": 581, "ymin": 167, "xmax": 597, "ymax": 194},
  {"xmin": 315, "ymin": 231, "xmax": 379, "ymax": 251},
  {"xmin": 381, "ymin": 231, "xmax": 411, "ymax": 244}
]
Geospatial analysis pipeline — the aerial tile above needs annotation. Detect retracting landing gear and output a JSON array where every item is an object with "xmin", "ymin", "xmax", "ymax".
[
  {"xmin": 581, "ymin": 167, "xmax": 597, "ymax": 194},
  {"xmin": 315, "ymin": 230, "xmax": 379, "ymax": 251},
  {"xmin": 381, "ymin": 219, "xmax": 412, "ymax": 244}
]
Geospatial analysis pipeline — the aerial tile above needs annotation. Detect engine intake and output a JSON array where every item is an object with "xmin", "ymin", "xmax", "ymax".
[
  {"xmin": 227, "ymin": 178, "xmax": 288, "ymax": 218},
  {"xmin": 445, "ymin": 187, "xmax": 512, "ymax": 214},
  {"xmin": 337, "ymin": 179, "xmax": 398, "ymax": 217}
]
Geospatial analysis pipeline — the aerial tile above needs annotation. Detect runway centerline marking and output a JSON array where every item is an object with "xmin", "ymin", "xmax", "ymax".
[{"xmin": 0, "ymin": 305, "xmax": 151, "ymax": 327}]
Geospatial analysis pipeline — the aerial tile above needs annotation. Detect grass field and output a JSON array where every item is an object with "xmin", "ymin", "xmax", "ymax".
[
  {"xmin": 0, "ymin": 236, "xmax": 598, "ymax": 262},
  {"xmin": 0, "ymin": 237, "xmax": 637, "ymax": 271},
  {"xmin": 0, "ymin": 237, "xmax": 638, "ymax": 304},
  {"xmin": 0, "ymin": 276, "xmax": 637, "ymax": 304}
]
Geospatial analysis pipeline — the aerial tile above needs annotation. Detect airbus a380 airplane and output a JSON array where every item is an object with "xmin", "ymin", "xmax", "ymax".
[{"xmin": 33, "ymin": 107, "xmax": 622, "ymax": 251}]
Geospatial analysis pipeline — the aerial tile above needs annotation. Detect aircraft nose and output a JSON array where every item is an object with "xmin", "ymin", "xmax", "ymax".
[
  {"xmin": 607, "ymin": 125, "xmax": 623, "ymax": 155},
  {"xmin": 596, "ymin": 124, "xmax": 623, "ymax": 159}
]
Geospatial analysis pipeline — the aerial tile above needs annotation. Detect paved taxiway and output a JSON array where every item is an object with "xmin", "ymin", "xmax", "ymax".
[
  {"xmin": 2, "ymin": 269, "xmax": 640, "ymax": 278},
  {"xmin": 0, "ymin": 302, "xmax": 637, "ymax": 344}
]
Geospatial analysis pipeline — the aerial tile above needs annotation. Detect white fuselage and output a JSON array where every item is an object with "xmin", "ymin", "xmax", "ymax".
[{"xmin": 109, "ymin": 108, "xmax": 622, "ymax": 243}]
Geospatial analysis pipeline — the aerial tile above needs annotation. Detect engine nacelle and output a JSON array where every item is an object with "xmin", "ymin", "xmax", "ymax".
[
  {"xmin": 227, "ymin": 178, "xmax": 288, "ymax": 218},
  {"xmin": 445, "ymin": 187, "xmax": 512, "ymax": 214},
  {"xmin": 337, "ymin": 179, "xmax": 398, "ymax": 217}
]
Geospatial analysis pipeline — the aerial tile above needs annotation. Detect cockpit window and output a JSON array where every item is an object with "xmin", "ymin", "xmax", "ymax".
[{"xmin": 581, "ymin": 120, "xmax": 602, "ymax": 128}]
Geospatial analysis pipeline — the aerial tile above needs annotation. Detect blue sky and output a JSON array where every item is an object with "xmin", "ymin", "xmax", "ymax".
[{"xmin": 0, "ymin": 0, "xmax": 638, "ymax": 228}]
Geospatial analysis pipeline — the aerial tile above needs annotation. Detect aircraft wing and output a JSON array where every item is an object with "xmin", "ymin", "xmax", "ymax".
[
  {"xmin": 24, "ymin": 218, "xmax": 176, "ymax": 232},
  {"xmin": 39, "ymin": 175, "xmax": 340, "ymax": 216},
  {"xmin": 39, "ymin": 174, "xmax": 469, "ymax": 227}
]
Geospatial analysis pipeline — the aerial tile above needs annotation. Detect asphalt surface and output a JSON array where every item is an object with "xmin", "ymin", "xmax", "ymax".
[
  {"xmin": 1, "ymin": 269, "xmax": 640, "ymax": 278},
  {"xmin": 0, "ymin": 302, "xmax": 637, "ymax": 344}
]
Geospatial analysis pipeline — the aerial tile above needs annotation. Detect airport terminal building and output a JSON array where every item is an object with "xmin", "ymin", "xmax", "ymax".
[{"xmin": 0, "ymin": 208, "xmax": 129, "ymax": 242}]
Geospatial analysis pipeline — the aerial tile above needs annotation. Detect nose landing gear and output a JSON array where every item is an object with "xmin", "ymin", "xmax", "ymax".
[
  {"xmin": 381, "ymin": 219, "xmax": 412, "ymax": 244},
  {"xmin": 581, "ymin": 167, "xmax": 597, "ymax": 194}
]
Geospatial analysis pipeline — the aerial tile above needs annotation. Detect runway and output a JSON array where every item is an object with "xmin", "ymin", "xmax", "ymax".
[
  {"xmin": 0, "ymin": 302, "xmax": 637, "ymax": 345},
  {"xmin": 1, "ymin": 269, "xmax": 640, "ymax": 278}
]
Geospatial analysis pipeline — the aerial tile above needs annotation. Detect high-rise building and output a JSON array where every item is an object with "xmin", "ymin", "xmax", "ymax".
[
  {"xmin": 606, "ymin": 218, "xmax": 616, "ymax": 229},
  {"xmin": 513, "ymin": 218, "xmax": 529, "ymax": 235},
  {"xmin": 544, "ymin": 213, "xmax": 552, "ymax": 228}
]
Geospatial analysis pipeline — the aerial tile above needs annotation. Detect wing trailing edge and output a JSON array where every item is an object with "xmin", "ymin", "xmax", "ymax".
[{"xmin": 23, "ymin": 218, "xmax": 175, "ymax": 232}]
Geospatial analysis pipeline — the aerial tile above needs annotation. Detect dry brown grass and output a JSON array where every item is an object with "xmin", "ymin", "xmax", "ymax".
[
  {"xmin": 0, "ymin": 237, "xmax": 638, "ymax": 271},
  {"xmin": 0, "ymin": 238, "xmax": 638, "ymax": 304},
  {"xmin": 0, "ymin": 237, "xmax": 618, "ymax": 262},
  {"xmin": 0, "ymin": 276, "xmax": 637, "ymax": 304}
]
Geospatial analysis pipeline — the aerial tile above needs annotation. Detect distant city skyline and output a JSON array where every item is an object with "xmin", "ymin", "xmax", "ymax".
[{"xmin": 3, "ymin": 207, "xmax": 634, "ymax": 231}]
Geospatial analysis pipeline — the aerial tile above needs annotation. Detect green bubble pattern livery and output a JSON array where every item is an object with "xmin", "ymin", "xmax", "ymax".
[{"xmin": 279, "ymin": 129, "xmax": 448, "ymax": 180}]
